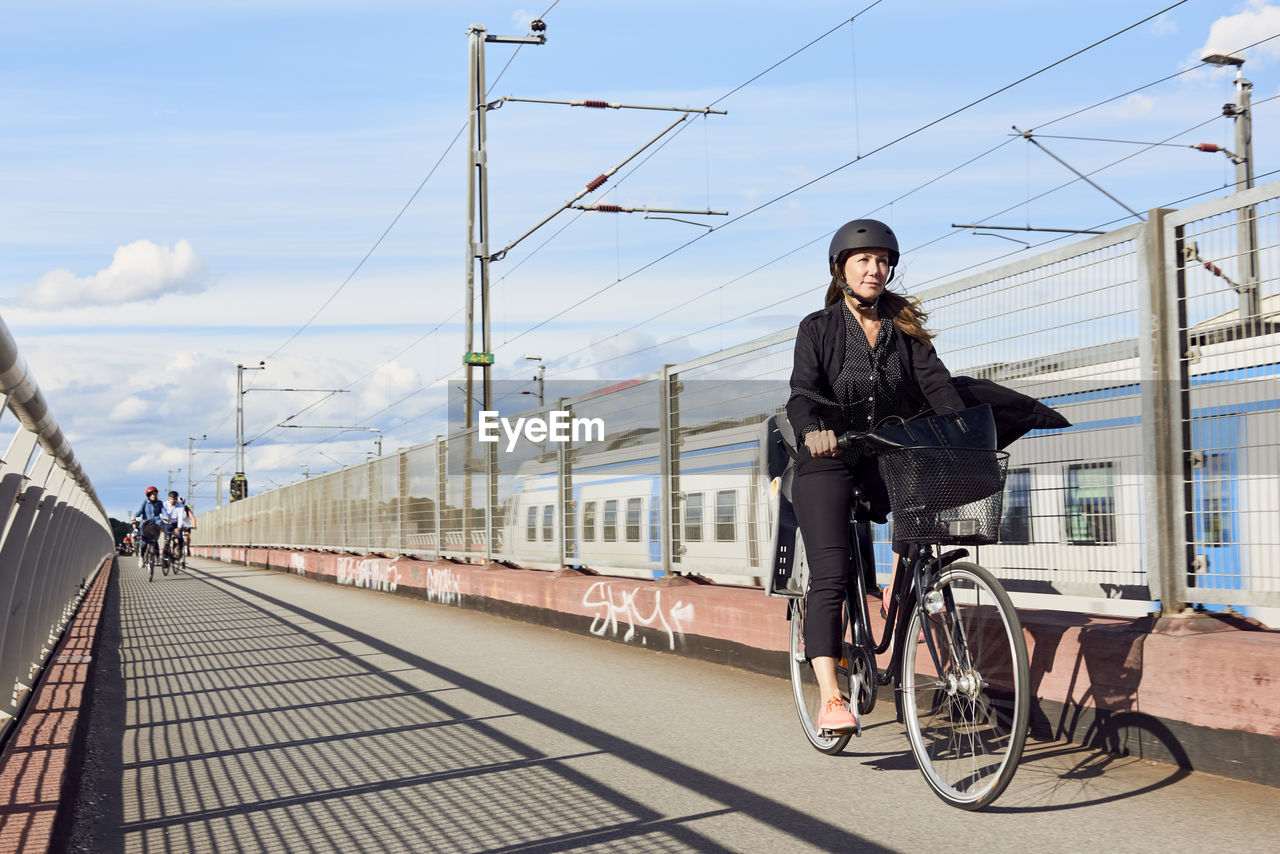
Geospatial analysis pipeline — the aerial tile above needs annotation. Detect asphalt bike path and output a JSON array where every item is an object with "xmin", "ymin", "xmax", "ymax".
[{"xmin": 64, "ymin": 557, "xmax": 1280, "ymax": 853}]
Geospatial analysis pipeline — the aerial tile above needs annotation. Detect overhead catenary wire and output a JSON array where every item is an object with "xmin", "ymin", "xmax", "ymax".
[
  {"xmin": 215, "ymin": 5, "xmax": 564, "ymax": 467},
  {"xmin": 546, "ymin": 97, "xmax": 1270, "ymax": 381},
  {"xmin": 546, "ymin": 33, "xmax": 1280, "ymax": 377},
  {"xmin": 258, "ymin": 1, "xmax": 897, "ymax": 450},
  {"xmin": 491, "ymin": 1, "xmax": 1193, "ymax": 377},
  {"xmin": 254, "ymin": 0, "xmax": 562, "ymax": 366},
  {"xmin": 231, "ymin": 1, "xmax": 1240, "ymax": 476},
  {"xmin": 251, "ymin": 1, "xmax": 1257, "ymax": 461},
  {"xmin": 494, "ymin": 0, "xmax": 1192, "ymax": 351}
]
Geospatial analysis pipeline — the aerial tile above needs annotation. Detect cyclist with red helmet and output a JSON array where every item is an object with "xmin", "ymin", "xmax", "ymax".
[
  {"xmin": 787, "ymin": 219, "xmax": 965, "ymax": 735},
  {"xmin": 132, "ymin": 486, "xmax": 169, "ymax": 572}
]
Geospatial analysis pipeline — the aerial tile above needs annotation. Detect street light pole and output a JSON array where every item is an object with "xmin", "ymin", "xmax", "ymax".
[
  {"xmin": 466, "ymin": 22, "xmax": 547, "ymax": 426},
  {"xmin": 187, "ymin": 434, "xmax": 206, "ymax": 503},
  {"xmin": 525, "ymin": 355, "xmax": 545, "ymax": 407},
  {"xmin": 234, "ymin": 361, "xmax": 266, "ymax": 501},
  {"xmin": 1203, "ymin": 50, "xmax": 1259, "ymax": 331}
]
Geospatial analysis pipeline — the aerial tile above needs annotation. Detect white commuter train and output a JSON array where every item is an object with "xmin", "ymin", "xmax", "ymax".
[{"xmin": 498, "ymin": 322, "xmax": 1279, "ymax": 622}]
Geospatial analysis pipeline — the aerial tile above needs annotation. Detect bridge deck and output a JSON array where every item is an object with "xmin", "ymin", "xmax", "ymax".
[{"xmin": 59, "ymin": 557, "xmax": 1280, "ymax": 853}]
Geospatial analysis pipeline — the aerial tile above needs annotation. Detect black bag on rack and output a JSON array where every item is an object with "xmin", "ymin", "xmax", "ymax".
[
  {"xmin": 866, "ymin": 404, "xmax": 1004, "ymax": 515},
  {"xmin": 862, "ymin": 403, "xmax": 998, "ymax": 454}
]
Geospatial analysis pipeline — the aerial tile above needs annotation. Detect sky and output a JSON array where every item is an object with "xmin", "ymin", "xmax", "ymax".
[{"xmin": 1, "ymin": 0, "xmax": 1277, "ymax": 521}]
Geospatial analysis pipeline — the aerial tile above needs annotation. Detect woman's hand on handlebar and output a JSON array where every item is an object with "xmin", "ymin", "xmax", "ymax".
[{"xmin": 804, "ymin": 428, "xmax": 839, "ymax": 458}]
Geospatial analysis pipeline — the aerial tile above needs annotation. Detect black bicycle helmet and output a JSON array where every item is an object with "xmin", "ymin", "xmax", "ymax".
[{"xmin": 828, "ymin": 219, "xmax": 899, "ymax": 274}]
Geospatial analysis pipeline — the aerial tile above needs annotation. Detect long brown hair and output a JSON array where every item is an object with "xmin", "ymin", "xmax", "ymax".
[{"xmin": 823, "ymin": 278, "xmax": 937, "ymax": 346}]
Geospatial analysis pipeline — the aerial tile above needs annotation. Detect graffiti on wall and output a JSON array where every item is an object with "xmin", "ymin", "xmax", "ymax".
[
  {"xmin": 582, "ymin": 582, "xmax": 694, "ymax": 651},
  {"xmin": 336, "ymin": 557, "xmax": 400, "ymax": 593},
  {"xmin": 423, "ymin": 566, "xmax": 462, "ymax": 606}
]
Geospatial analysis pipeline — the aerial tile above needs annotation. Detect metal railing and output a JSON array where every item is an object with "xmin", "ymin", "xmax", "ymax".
[
  {"xmin": 0, "ymin": 312, "xmax": 113, "ymax": 744},
  {"xmin": 198, "ymin": 182, "xmax": 1280, "ymax": 618}
]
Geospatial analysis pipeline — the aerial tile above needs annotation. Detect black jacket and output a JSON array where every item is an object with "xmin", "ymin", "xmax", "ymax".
[{"xmin": 786, "ymin": 302, "xmax": 966, "ymax": 450}]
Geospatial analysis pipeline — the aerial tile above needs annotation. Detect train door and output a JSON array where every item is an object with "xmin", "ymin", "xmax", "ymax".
[{"xmin": 1191, "ymin": 416, "xmax": 1243, "ymax": 593}]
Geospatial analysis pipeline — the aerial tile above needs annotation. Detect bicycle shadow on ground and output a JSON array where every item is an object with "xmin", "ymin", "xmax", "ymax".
[
  {"xmin": 852, "ymin": 614, "xmax": 1199, "ymax": 810},
  {"xmin": 986, "ymin": 616, "xmax": 1193, "ymax": 811}
]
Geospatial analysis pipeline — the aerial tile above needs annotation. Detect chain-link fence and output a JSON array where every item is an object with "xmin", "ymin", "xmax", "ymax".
[{"xmin": 198, "ymin": 182, "xmax": 1280, "ymax": 616}]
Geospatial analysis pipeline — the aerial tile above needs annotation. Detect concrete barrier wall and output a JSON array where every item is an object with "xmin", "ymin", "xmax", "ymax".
[{"xmin": 196, "ymin": 546, "xmax": 1280, "ymax": 787}]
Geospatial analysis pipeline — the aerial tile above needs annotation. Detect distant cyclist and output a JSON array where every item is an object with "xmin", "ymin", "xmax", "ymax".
[
  {"xmin": 179, "ymin": 497, "xmax": 196, "ymax": 551},
  {"xmin": 132, "ymin": 486, "xmax": 168, "ymax": 569},
  {"xmin": 163, "ymin": 491, "xmax": 188, "ymax": 564}
]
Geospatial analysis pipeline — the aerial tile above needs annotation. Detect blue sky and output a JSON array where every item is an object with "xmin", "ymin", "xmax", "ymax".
[{"xmin": 1, "ymin": 0, "xmax": 1276, "ymax": 519}]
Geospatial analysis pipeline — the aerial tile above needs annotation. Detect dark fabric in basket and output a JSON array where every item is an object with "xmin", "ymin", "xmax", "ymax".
[
  {"xmin": 952, "ymin": 376, "xmax": 1071, "ymax": 449},
  {"xmin": 140, "ymin": 520, "xmax": 160, "ymax": 540},
  {"xmin": 862, "ymin": 404, "xmax": 997, "ymax": 454}
]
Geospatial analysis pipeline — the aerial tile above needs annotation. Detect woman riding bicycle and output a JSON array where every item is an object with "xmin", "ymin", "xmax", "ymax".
[{"xmin": 787, "ymin": 218, "xmax": 964, "ymax": 735}]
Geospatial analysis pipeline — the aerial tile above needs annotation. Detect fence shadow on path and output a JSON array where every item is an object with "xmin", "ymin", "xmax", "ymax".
[{"xmin": 66, "ymin": 559, "xmax": 893, "ymax": 854}]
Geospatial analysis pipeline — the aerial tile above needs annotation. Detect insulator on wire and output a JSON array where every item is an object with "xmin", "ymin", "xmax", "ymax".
[
  {"xmin": 1196, "ymin": 143, "xmax": 1222, "ymax": 153},
  {"xmin": 586, "ymin": 174, "xmax": 608, "ymax": 191},
  {"xmin": 1205, "ymin": 261, "xmax": 1224, "ymax": 277},
  {"xmin": 582, "ymin": 100, "xmax": 609, "ymax": 109},
  {"xmin": 531, "ymin": 19, "xmax": 546, "ymax": 32},
  {"xmin": 1223, "ymin": 103, "xmax": 1236, "ymax": 117},
  {"xmin": 594, "ymin": 204, "xmax": 623, "ymax": 213}
]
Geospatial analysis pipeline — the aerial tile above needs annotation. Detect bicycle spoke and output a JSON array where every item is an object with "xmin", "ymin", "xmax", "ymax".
[{"xmin": 901, "ymin": 562, "xmax": 1029, "ymax": 810}]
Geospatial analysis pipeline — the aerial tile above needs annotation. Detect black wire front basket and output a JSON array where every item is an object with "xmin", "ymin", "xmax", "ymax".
[{"xmin": 877, "ymin": 446, "xmax": 1010, "ymax": 545}]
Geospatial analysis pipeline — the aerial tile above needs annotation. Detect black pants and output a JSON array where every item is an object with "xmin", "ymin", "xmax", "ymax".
[{"xmin": 792, "ymin": 458, "xmax": 889, "ymax": 660}]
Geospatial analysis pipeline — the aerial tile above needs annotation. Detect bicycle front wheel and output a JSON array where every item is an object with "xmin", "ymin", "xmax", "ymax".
[
  {"xmin": 788, "ymin": 598, "xmax": 852, "ymax": 755},
  {"xmin": 900, "ymin": 561, "xmax": 1029, "ymax": 810}
]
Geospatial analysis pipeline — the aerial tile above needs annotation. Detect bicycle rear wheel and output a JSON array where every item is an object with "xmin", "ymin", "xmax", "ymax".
[
  {"xmin": 788, "ymin": 598, "xmax": 853, "ymax": 755},
  {"xmin": 900, "ymin": 561, "xmax": 1029, "ymax": 810}
]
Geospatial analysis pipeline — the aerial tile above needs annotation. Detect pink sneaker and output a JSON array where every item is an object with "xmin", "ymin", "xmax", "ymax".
[{"xmin": 817, "ymin": 695, "xmax": 859, "ymax": 734}]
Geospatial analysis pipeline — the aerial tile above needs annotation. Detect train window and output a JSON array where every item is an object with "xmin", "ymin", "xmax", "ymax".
[
  {"xmin": 626, "ymin": 497, "xmax": 642, "ymax": 542},
  {"xmin": 1000, "ymin": 468, "xmax": 1033, "ymax": 544},
  {"xmin": 1197, "ymin": 453, "xmax": 1235, "ymax": 545},
  {"xmin": 1065, "ymin": 463, "xmax": 1115, "ymax": 545},
  {"xmin": 684, "ymin": 493, "xmax": 703, "ymax": 542},
  {"xmin": 526, "ymin": 506, "xmax": 537, "ymax": 541},
  {"xmin": 716, "ymin": 490, "xmax": 736, "ymax": 542},
  {"xmin": 583, "ymin": 501, "xmax": 596, "ymax": 542},
  {"xmin": 542, "ymin": 505, "xmax": 554, "ymax": 541},
  {"xmin": 603, "ymin": 499, "xmax": 618, "ymax": 542}
]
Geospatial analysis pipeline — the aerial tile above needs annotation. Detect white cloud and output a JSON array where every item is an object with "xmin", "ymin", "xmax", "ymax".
[
  {"xmin": 25, "ymin": 238, "xmax": 208, "ymax": 310},
  {"xmin": 108, "ymin": 396, "xmax": 149, "ymax": 423},
  {"xmin": 1149, "ymin": 13, "xmax": 1177, "ymax": 37},
  {"xmin": 358, "ymin": 361, "xmax": 422, "ymax": 413},
  {"xmin": 1201, "ymin": 2, "xmax": 1280, "ymax": 65},
  {"xmin": 587, "ymin": 330, "xmax": 698, "ymax": 380},
  {"xmin": 1121, "ymin": 94, "xmax": 1156, "ymax": 117}
]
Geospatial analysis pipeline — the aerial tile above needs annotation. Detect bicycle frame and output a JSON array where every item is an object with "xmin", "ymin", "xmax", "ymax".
[{"xmin": 845, "ymin": 525, "xmax": 973, "ymax": 717}]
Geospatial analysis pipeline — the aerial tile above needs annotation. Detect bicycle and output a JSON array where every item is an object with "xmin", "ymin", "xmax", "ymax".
[
  {"xmin": 783, "ymin": 428, "xmax": 1030, "ymax": 811},
  {"xmin": 135, "ymin": 519, "xmax": 162, "ymax": 582},
  {"xmin": 164, "ymin": 527, "xmax": 186, "ymax": 573}
]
